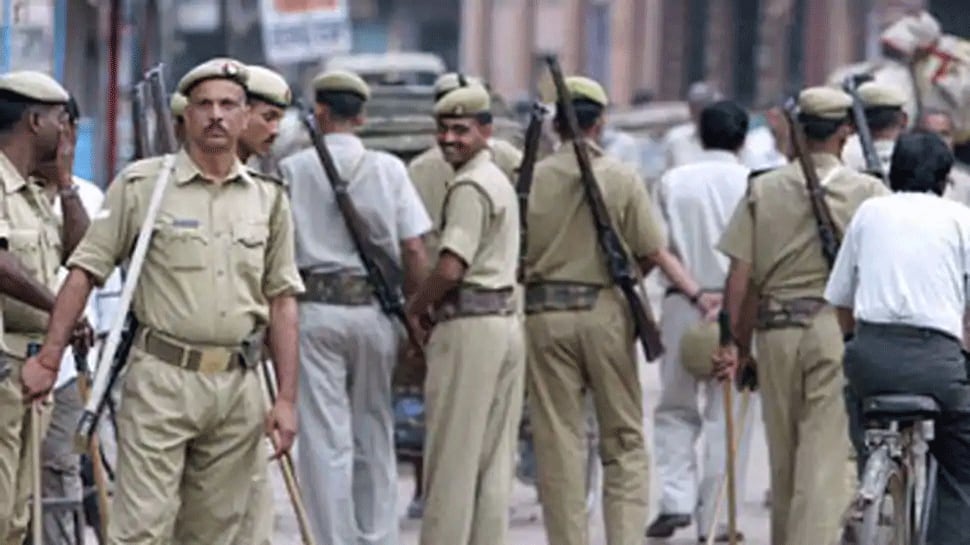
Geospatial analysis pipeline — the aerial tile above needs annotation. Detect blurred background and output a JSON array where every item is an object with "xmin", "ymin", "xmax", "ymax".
[{"xmin": 1, "ymin": 0, "xmax": 967, "ymax": 185}]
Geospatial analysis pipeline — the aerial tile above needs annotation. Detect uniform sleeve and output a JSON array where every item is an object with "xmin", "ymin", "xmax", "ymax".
[
  {"xmin": 262, "ymin": 187, "xmax": 305, "ymax": 298},
  {"xmin": 66, "ymin": 176, "xmax": 135, "ymax": 286},
  {"xmin": 718, "ymin": 194, "xmax": 755, "ymax": 264},
  {"xmin": 438, "ymin": 182, "xmax": 489, "ymax": 265},
  {"xmin": 392, "ymin": 159, "xmax": 432, "ymax": 240},
  {"xmin": 824, "ymin": 205, "xmax": 864, "ymax": 308},
  {"xmin": 623, "ymin": 171, "xmax": 665, "ymax": 259}
]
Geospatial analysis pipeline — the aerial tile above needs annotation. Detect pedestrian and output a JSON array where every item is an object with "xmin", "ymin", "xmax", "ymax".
[
  {"xmin": 648, "ymin": 100, "xmax": 753, "ymax": 543},
  {"xmin": 522, "ymin": 75, "xmax": 717, "ymax": 545},
  {"xmin": 405, "ymin": 83, "xmax": 524, "ymax": 545},
  {"xmin": 279, "ymin": 68, "xmax": 431, "ymax": 545},
  {"xmin": 713, "ymin": 86, "xmax": 889, "ymax": 545},
  {"xmin": 20, "ymin": 57, "xmax": 305, "ymax": 544},
  {"xmin": 0, "ymin": 70, "xmax": 91, "ymax": 544}
]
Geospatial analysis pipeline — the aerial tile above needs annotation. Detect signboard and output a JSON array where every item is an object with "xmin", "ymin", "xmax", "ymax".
[{"xmin": 260, "ymin": 0, "xmax": 352, "ymax": 65}]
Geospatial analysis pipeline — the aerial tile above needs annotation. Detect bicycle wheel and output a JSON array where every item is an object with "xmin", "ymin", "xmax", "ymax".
[{"xmin": 859, "ymin": 466, "xmax": 910, "ymax": 545}]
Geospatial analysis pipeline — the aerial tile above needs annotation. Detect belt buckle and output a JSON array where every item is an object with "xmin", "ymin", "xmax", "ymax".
[{"xmin": 197, "ymin": 347, "xmax": 233, "ymax": 374}]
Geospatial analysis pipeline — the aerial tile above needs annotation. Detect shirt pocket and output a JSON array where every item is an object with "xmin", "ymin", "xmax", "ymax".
[
  {"xmin": 8, "ymin": 229, "xmax": 43, "ymax": 278},
  {"xmin": 152, "ymin": 223, "xmax": 208, "ymax": 271},
  {"xmin": 231, "ymin": 221, "xmax": 269, "ymax": 275}
]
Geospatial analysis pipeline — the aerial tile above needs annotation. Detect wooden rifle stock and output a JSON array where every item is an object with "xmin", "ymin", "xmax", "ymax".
[{"xmin": 516, "ymin": 102, "xmax": 547, "ymax": 280}]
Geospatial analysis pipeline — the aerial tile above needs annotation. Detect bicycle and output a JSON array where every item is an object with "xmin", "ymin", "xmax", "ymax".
[{"xmin": 839, "ymin": 394, "xmax": 940, "ymax": 545}]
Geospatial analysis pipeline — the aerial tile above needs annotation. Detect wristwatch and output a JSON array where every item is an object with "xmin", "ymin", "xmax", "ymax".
[{"xmin": 688, "ymin": 289, "xmax": 703, "ymax": 306}]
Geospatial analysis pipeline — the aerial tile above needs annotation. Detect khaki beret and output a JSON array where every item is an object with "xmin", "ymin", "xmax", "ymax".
[
  {"xmin": 312, "ymin": 69, "xmax": 370, "ymax": 100},
  {"xmin": 566, "ymin": 76, "xmax": 608, "ymax": 107},
  {"xmin": 679, "ymin": 320, "xmax": 719, "ymax": 379},
  {"xmin": 0, "ymin": 71, "xmax": 69, "ymax": 104},
  {"xmin": 433, "ymin": 84, "xmax": 491, "ymax": 117},
  {"xmin": 433, "ymin": 72, "xmax": 483, "ymax": 97},
  {"xmin": 857, "ymin": 82, "xmax": 906, "ymax": 109},
  {"xmin": 246, "ymin": 65, "xmax": 291, "ymax": 108},
  {"xmin": 177, "ymin": 58, "xmax": 249, "ymax": 95},
  {"xmin": 170, "ymin": 92, "xmax": 188, "ymax": 117},
  {"xmin": 798, "ymin": 87, "xmax": 852, "ymax": 120}
]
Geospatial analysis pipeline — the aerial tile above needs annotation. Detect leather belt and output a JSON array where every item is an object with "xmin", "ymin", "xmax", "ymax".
[
  {"xmin": 434, "ymin": 286, "xmax": 515, "ymax": 322},
  {"xmin": 298, "ymin": 271, "xmax": 373, "ymax": 306},
  {"xmin": 136, "ymin": 328, "xmax": 252, "ymax": 374},
  {"xmin": 524, "ymin": 282, "xmax": 601, "ymax": 314},
  {"xmin": 756, "ymin": 297, "xmax": 827, "ymax": 330}
]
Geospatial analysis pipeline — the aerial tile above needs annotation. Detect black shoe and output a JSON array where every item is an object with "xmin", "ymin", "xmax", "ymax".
[
  {"xmin": 698, "ymin": 531, "xmax": 745, "ymax": 543},
  {"xmin": 646, "ymin": 513, "xmax": 692, "ymax": 538}
]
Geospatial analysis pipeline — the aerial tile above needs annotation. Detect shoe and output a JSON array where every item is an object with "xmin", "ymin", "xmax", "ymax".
[
  {"xmin": 407, "ymin": 498, "xmax": 424, "ymax": 519},
  {"xmin": 698, "ymin": 531, "xmax": 745, "ymax": 543},
  {"xmin": 646, "ymin": 513, "xmax": 691, "ymax": 538}
]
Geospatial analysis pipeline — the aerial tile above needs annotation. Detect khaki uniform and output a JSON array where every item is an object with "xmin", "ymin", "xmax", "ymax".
[
  {"xmin": 419, "ymin": 149, "xmax": 525, "ymax": 545},
  {"xmin": 524, "ymin": 142, "xmax": 661, "ymax": 545},
  {"xmin": 67, "ymin": 149, "xmax": 304, "ymax": 545},
  {"xmin": 407, "ymin": 139, "xmax": 521, "ymax": 256},
  {"xmin": 718, "ymin": 154, "xmax": 889, "ymax": 545},
  {"xmin": 0, "ymin": 152, "xmax": 61, "ymax": 545}
]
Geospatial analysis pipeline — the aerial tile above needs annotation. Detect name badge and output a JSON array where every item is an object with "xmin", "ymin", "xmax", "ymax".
[{"xmin": 172, "ymin": 218, "xmax": 200, "ymax": 229}]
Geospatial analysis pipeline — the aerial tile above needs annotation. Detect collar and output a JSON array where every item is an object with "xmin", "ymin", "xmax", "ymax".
[
  {"xmin": 807, "ymin": 152, "xmax": 843, "ymax": 170},
  {"xmin": 454, "ymin": 148, "xmax": 492, "ymax": 178},
  {"xmin": 323, "ymin": 132, "xmax": 365, "ymax": 153},
  {"xmin": 173, "ymin": 148, "xmax": 251, "ymax": 186},
  {"xmin": 697, "ymin": 149, "xmax": 739, "ymax": 164},
  {"xmin": 0, "ymin": 151, "xmax": 29, "ymax": 194}
]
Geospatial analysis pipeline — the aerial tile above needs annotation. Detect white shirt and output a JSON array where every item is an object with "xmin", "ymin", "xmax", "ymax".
[
  {"xmin": 280, "ymin": 133, "xmax": 432, "ymax": 274},
  {"xmin": 52, "ymin": 177, "xmax": 123, "ymax": 389},
  {"xmin": 664, "ymin": 122, "xmax": 786, "ymax": 171},
  {"xmin": 824, "ymin": 192, "xmax": 970, "ymax": 340},
  {"xmin": 657, "ymin": 150, "xmax": 749, "ymax": 289}
]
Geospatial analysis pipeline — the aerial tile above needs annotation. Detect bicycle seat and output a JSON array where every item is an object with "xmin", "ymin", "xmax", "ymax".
[{"xmin": 862, "ymin": 394, "xmax": 940, "ymax": 421}]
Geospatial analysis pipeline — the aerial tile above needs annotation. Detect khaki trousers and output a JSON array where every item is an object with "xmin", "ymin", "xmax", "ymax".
[
  {"xmin": 525, "ymin": 290, "xmax": 649, "ymax": 545},
  {"xmin": 419, "ymin": 314, "xmax": 525, "ymax": 545},
  {"xmin": 755, "ymin": 308, "xmax": 854, "ymax": 545},
  {"xmin": 107, "ymin": 347, "xmax": 267, "ymax": 545},
  {"xmin": 0, "ymin": 350, "xmax": 54, "ymax": 545}
]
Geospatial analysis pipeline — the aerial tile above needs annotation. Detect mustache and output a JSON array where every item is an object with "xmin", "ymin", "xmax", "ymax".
[{"xmin": 204, "ymin": 121, "xmax": 228, "ymax": 134}]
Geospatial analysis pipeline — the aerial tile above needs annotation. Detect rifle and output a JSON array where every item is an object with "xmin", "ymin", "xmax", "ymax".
[
  {"xmin": 782, "ymin": 97, "xmax": 842, "ymax": 269},
  {"xmin": 842, "ymin": 74, "xmax": 885, "ymax": 180},
  {"xmin": 544, "ymin": 55, "xmax": 664, "ymax": 361},
  {"xmin": 131, "ymin": 81, "xmax": 153, "ymax": 158},
  {"xmin": 296, "ymin": 103, "xmax": 421, "ymax": 350},
  {"xmin": 77, "ymin": 64, "xmax": 179, "ymax": 450},
  {"xmin": 516, "ymin": 101, "xmax": 547, "ymax": 280}
]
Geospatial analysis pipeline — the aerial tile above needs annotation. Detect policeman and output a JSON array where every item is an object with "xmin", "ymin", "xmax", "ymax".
[
  {"xmin": 238, "ymin": 65, "xmax": 290, "ymax": 166},
  {"xmin": 714, "ymin": 87, "xmax": 889, "ymax": 545},
  {"xmin": 21, "ymin": 58, "xmax": 305, "ymax": 543},
  {"xmin": 405, "ymin": 84, "xmax": 524, "ymax": 545},
  {"xmin": 841, "ymin": 82, "xmax": 908, "ymax": 177},
  {"xmin": 0, "ymin": 71, "xmax": 89, "ymax": 544},
  {"xmin": 523, "ymin": 76, "xmax": 717, "ymax": 545},
  {"xmin": 408, "ymin": 72, "xmax": 521, "ymax": 256},
  {"xmin": 279, "ymin": 68, "xmax": 431, "ymax": 545}
]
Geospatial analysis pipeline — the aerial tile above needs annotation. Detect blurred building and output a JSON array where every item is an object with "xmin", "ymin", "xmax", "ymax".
[{"xmin": 460, "ymin": 0, "xmax": 970, "ymax": 107}]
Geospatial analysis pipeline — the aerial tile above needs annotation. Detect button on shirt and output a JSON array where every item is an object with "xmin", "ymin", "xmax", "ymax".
[
  {"xmin": 824, "ymin": 192, "xmax": 970, "ymax": 340},
  {"xmin": 280, "ymin": 133, "xmax": 431, "ymax": 275},
  {"xmin": 657, "ymin": 150, "xmax": 749, "ymax": 289}
]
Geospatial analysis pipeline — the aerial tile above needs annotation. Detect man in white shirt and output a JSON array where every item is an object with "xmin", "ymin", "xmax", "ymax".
[
  {"xmin": 278, "ymin": 69, "xmax": 431, "ymax": 545},
  {"xmin": 647, "ymin": 100, "xmax": 749, "ymax": 542},
  {"xmin": 38, "ymin": 96, "xmax": 122, "ymax": 544},
  {"xmin": 825, "ymin": 132, "xmax": 970, "ymax": 545}
]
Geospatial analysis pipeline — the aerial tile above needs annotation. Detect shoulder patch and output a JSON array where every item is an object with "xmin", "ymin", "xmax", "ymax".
[{"xmin": 246, "ymin": 167, "xmax": 284, "ymax": 186}]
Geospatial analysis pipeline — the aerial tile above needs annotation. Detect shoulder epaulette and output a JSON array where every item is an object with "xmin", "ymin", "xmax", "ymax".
[
  {"xmin": 246, "ymin": 166, "xmax": 284, "ymax": 186},
  {"xmin": 120, "ymin": 155, "xmax": 169, "ymax": 183},
  {"xmin": 747, "ymin": 167, "xmax": 776, "ymax": 181}
]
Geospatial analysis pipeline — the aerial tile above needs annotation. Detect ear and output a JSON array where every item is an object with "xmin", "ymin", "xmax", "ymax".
[
  {"xmin": 480, "ymin": 122, "xmax": 494, "ymax": 139},
  {"xmin": 900, "ymin": 112, "xmax": 910, "ymax": 128},
  {"xmin": 25, "ymin": 108, "xmax": 42, "ymax": 135}
]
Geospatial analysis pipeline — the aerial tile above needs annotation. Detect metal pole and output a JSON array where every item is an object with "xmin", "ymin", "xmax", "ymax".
[{"xmin": 105, "ymin": 0, "xmax": 121, "ymax": 183}]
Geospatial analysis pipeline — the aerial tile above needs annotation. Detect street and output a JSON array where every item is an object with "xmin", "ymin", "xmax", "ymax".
[{"xmin": 269, "ymin": 276, "xmax": 773, "ymax": 544}]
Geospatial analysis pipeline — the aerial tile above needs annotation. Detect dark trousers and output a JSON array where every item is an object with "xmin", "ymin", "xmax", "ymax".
[{"xmin": 843, "ymin": 322, "xmax": 970, "ymax": 545}]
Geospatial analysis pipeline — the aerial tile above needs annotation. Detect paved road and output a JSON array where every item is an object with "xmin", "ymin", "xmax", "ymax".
[{"xmin": 269, "ymin": 276, "xmax": 774, "ymax": 544}]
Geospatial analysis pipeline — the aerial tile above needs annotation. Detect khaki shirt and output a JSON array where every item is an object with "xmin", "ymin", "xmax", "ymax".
[
  {"xmin": 409, "ymin": 138, "xmax": 521, "ymax": 256},
  {"xmin": 718, "ymin": 153, "xmax": 889, "ymax": 301},
  {"xmin": 525, "ymin": 141, "xmax": 664, "ymax": 286},
  {"xmin": 68, "ymin": 149, "xmax": 304, "ymax": 346},
  {"xmin": 0, "ymin": 152, "xmax": 62, "ymax": 349},
  {"xmin": 438, "ymin": 149, "xmax": 519, "ymax": 290}
]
